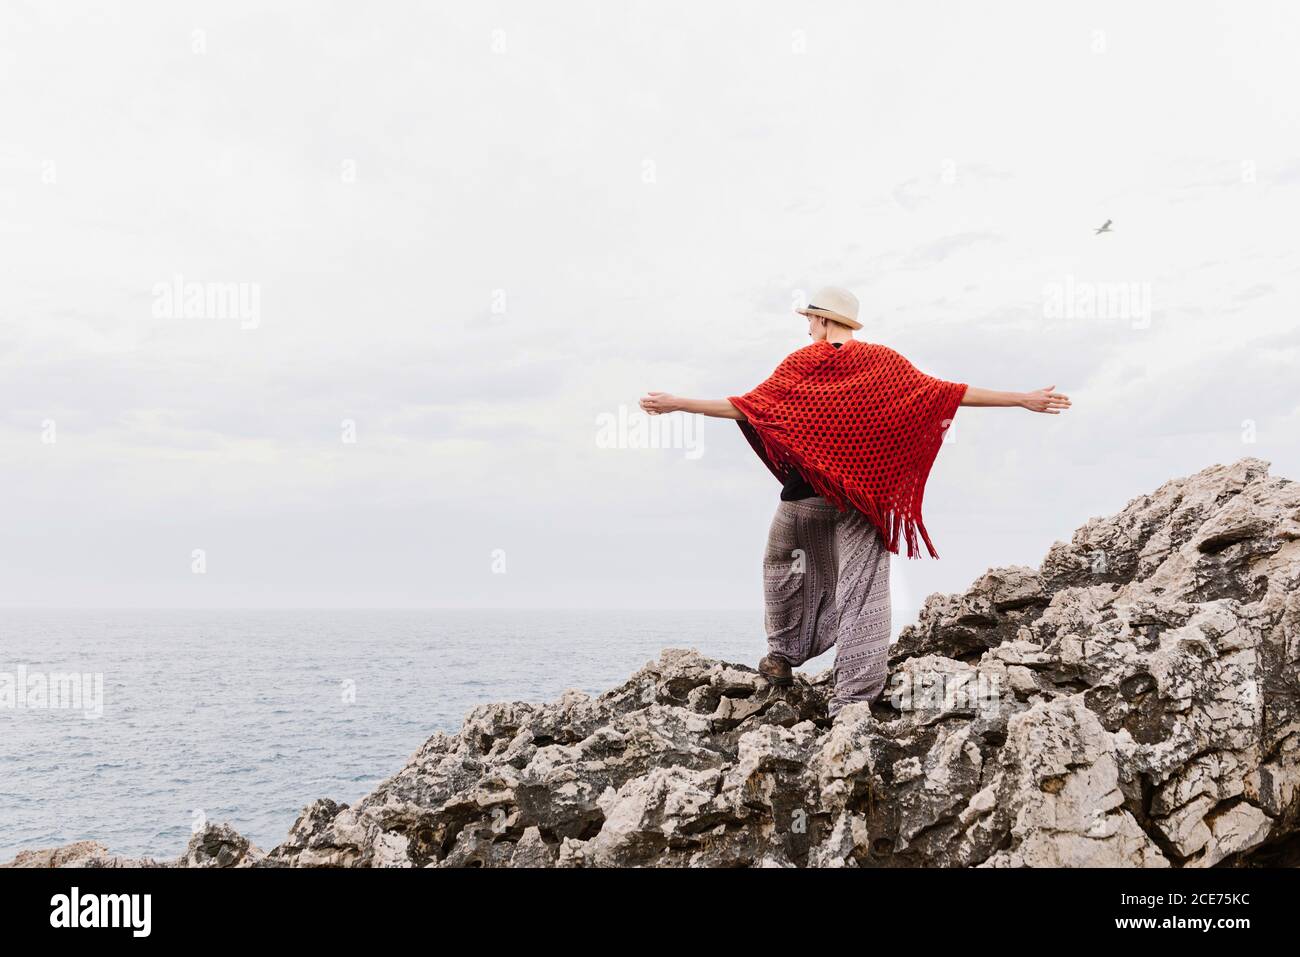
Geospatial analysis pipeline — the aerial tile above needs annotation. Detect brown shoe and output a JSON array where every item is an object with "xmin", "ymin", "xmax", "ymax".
[{"xmin": 758, "ymin": 654, "xmax": 793, "ymax": 687}]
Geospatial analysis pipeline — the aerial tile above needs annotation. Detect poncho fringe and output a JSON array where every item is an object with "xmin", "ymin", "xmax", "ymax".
[{"xmin": 729, "ymin": 340, "xmax": 967, "ymax": 559}]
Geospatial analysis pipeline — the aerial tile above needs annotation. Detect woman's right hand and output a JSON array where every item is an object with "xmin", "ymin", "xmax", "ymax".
[{"xmin": 639, "ymin": 392, "xmax": 679, "ymax": 415}]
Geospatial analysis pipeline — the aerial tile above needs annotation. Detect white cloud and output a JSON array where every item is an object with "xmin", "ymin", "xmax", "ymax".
[{"xmin": 1, "ymin": 0, "xmax": 1298, "ymax": 626}]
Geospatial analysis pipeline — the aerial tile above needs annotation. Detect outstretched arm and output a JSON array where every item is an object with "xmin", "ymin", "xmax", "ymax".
[
  {"xmin": 639, "ymin": 392, "xmax": 746, "ymax": 420},
  {"xmin": 960, "ymin": 384, "xmax": 1071, "ymax": 414}
]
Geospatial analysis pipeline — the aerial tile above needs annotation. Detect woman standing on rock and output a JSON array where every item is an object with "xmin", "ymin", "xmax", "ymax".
[{"xmin": 639, "ymin": 286, "xmax": 1070, "ymax": 717}]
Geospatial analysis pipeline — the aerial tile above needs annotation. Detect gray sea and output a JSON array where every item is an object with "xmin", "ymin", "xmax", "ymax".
[{"xmin": 0, "ymin": 609, "xmax": 771, "ymax": 862}]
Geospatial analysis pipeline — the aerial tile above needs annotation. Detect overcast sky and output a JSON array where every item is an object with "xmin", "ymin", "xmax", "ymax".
[{"xmin": 1, "ymin": 1, "xmax": 1297, "ymax": 628}]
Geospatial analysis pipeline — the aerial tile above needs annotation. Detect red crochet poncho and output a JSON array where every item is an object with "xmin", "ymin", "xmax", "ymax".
[{"xmin": 729, "ymin": 340, "xmax": 967, "ymax": 559}]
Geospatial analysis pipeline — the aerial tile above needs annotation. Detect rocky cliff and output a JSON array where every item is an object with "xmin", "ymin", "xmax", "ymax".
[{"xmin": 8, "ymin": 458, "xmax": 1300, "ymax": 868}]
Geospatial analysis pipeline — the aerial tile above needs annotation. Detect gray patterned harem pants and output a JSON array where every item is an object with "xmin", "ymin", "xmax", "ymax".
[{"xmin": 762, "ymin": 496, "xmax": 892, "ymax": 716}]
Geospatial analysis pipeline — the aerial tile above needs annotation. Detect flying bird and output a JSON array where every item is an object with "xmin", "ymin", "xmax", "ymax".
[{"xmin": 1094, "ymin": 219, "xmax": 1113, "ymax": 235}]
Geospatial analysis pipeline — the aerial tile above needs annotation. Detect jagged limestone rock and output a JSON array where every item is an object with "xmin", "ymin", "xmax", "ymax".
[
  {"xmin": 9, "ymin": 458, "xmax": 1299, "ymax": 868},
  {"xmin": 181, "ymin": 823, "xmax": 264, "ymax": 868},
  {"xmin": 1, "ymin": 840, "xmax": 162, "ymax": 869}
]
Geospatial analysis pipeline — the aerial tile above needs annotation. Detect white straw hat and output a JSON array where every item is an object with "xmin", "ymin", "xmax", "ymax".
[{"xmin": 796, "ymin": 286, "xmax": 861, "ymax": 330}]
